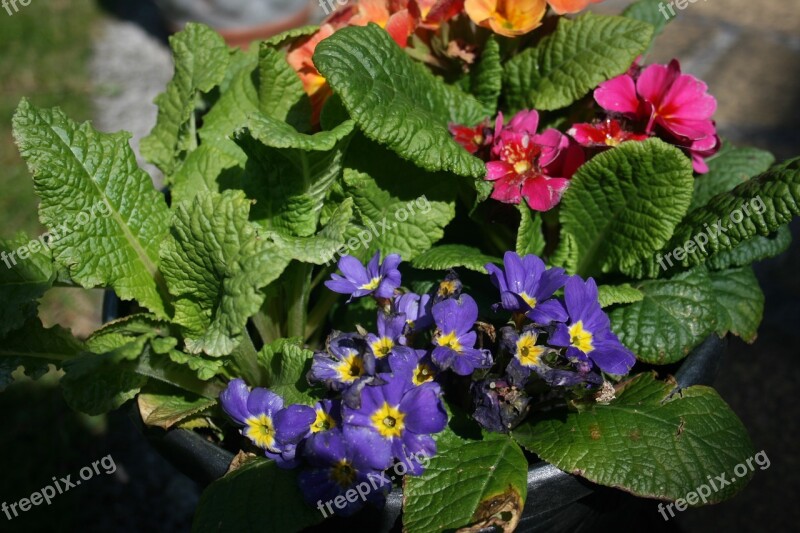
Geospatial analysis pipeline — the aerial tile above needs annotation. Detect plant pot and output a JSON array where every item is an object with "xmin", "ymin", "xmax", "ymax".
[
  {"xmin": 105, "ymin": 292, "xmax": 727, "ymax": 531},
  {"xmin": 153, "ymin": 0, "xmax": 313, "ymax": 48}
]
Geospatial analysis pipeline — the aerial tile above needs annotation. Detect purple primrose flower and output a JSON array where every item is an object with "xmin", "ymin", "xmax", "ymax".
[
  {"xmin": 325, "ymin": 252, "xmax": 401, "ymax": 301},
  {"xmin": 431, "ymin": 294, "xmax": 493, "ymax": 375},
  {"xmin": 366, "ymin": 311, "xmax": 408, "ymax": 361},
  {"xmin": 308, "ymin": 332, "xmax": 374, "ymax": 391},
  {"xmin": 394, "ymin": 292, "xmax": 433, "ymax": 333}
]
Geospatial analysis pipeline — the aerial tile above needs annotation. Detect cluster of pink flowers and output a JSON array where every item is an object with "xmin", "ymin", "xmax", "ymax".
[{"xmin": 452, "ymin": 60, "xmax": 720, "ymax": 212}]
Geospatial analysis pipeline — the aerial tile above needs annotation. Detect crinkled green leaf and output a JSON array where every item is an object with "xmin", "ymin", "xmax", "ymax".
[
  {"xmin": 257, "ymin": 43, "xmax": 310, "ymax": 132},
  {"xmin": 313, "ymin": 24, "xmax": 486, "ymax": 177},
  {"xmin": 13, "ymin": 100, "xmax": 172, "ymax": 318},
  {"xmin": 262, "ymin": 25, "xmax": 319, "ymax": 48},
  {"xmin": 0, "ymin": 233, "xmax": 55, "ymax": 336},
  {"xmin": 170, "ymin": 143, "xmax": 243, "ymax": 205},
  {"xmin": 194, "ymin": 458, "xmax": 322, "ymax": 533},
  {"xmin": 236, "ymin": 113, "xmax": 354, "ymax": 237},
  {"xmin": 504, "ymin": 13, "xmax": 653, "ymax": 111},
  {"xmin": 266, "ymin": 198, "xmax": 354, "ymax": 265},
  {"xmin": 709, "ymin": 267, "xmax": 764, "ymax": 342},
  {"xmin": 609, "ymin": 268, "xmax": 717, "ymax": 364},
  {"xmin": 470, "ymin": 37, "xmax": 502, "ymax": 115},
  {"xmin": 411, "ymin": 245, "xmax": 501, "ymax": 274},
  {"xmin": 597, "ymin": 283, "xmax": 644, "ymax": 308},
  {"xmin": 0, "ymin": 319, "xmax": 82, "ymax": 391},
  {"xmin": 403, "ymin": 429, "xmax": 528, "ymax": 533},
  {"xmin": 627, "ymin": 157, "xmax": 800, "ymax": 278},
  {"xmin": 553, "ymin": 139, "xmax": 694, "ymax": 277},
  {"xmin": 160, "ymin": 190, "xmax": 291, "ymax": 357},
  {"xmin": 516, "ymin": 205, "xmax": 545, "ymax": 258},
  {"xmin": 257, "ymin": 338, "xmax": 318, "ymax": 406},
  {"xmin": 706, "ymin": 226, "xmax": 792, "ymax": 270},
  {"xmin": 168, "ymin": 349, "xmax": 227, "ymax": 381},
  {"xmin": 691, "ymin": 143, "xmax": 775, "ymax": 210},
  {"xmin": 513, "ymin": 372, "xmax": 755, "ymax": 504},
  {"xmin": 138, "ymin": 381, "xmax": 217, "ymax": 430},
  {"xmin": 141, "ymin": 23, "xmax": 229, "ymax": 176},
  {"xmin": 342, "ymin": 166, "xmax": 456, "ymax": 261}
]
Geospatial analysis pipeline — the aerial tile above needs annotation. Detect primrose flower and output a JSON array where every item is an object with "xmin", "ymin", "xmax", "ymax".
[
  {"xmin": 411, "ymin": 0, "xmax": 465, "ymax": 29},
  {"xmin": 486, "ymin": 110, "xmax": 584, "ymax": 211},
  {"xmin": 433, "ymin": 271, "xmax": 463, "ymax": 302},
  {"xmin": 547, "ymin": 0, "xmax": 604, "ymax": 14},
  {"xmin": 568, "ymin": 118, "xmax": 649, "ymax": 149},
  {"xmin": 486, "ymin": 251, "xmax": 568, "ymax": 324},
  {"xmin": 394, "ymin": 292, "xmax": 434, "ymax": 333},
  {"xmin": 343, "ymin": 373, "xmax": 447, "ymax": 474},
  {"xmin": 465, "ymin": 0, "xmax": 547, "ymax": 38},
  {"xmin": 309, "ymin": 332, "xmax": 375, "ymax": 391},
  {"xmin": 388, "ymin": 348, "xmax": 438, "ymax": 386},
  {"xmin": 366, "ymin": 311, "xmax": 408, "ymax": 360},
  {"xmin": 594, "ymin": 59, "xmax": 720, "ymax": 172},
  {"xmin": 449, "ymin": 117, "xmax": 494, "ymax": 157},
  {"xmin": 219, "ymin": 379, "xmax": 300, "ymax": 467},
  {"xmin": 325, "ymin": 252, "xmax": 402, "ymax": 301},
  {"xmin": 549, "ymin": 277, "xmax": 636, "ymax": 375},
  {"xmin": 298, "ymin": 429, "xmax": 389, "ymax": 517},
  {"xmin": 274, "ymin": 399, "xmax": 342, "ymax": 451},
  {"xmin": 431, "ymin": 294, "xmax": 493, "ymax": 375}
]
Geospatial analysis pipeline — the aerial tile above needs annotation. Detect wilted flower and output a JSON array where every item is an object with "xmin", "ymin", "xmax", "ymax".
[
  {"xmin": 471, "ymin": 378, "xmax": 531, "ymax": 433},
  {"xmin": 325, "ymin": 252, "xmax": 402, "ymax": 301},
  {"xmin": 549, "ymin": 276, "xmax": 636, "ymax": 375},
  {"xmin": 485, "ymin": 251, "xmax": 568, "ymax": 324}
]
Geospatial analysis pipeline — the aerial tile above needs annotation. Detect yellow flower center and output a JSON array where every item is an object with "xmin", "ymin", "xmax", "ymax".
[
  {"xmin": 438, "ymin": 280, "xmax": 458, "ymax": 297},
  {"xmin": 514, "ymin": 160, "xmax": 531, "ymax": 174},
  {"xmin": 519, "ymin": 291, "xmax": 537, "ymax": 308},
  {"xmin": 244, "ymin": 414, "xmax": 275, "ymax": 449},
  {"xmin": 412, "ymin": 363, "xmax": 435, "ymax": 386},
  {"xmin": 370, "ymin": 337, "xmax": 394, "ymax": 358},
  {"xmin": 311, "ymin": 408, "xmax": 336, "ymax": 433},
  {"xmin": 360, "ymin": 276, "xmax": 381, "ymax": 291},
  {"xmin": 569, "ymin": 321, "xmax": 594, "ymax": 354},
  {"xmin": 436, "ymin": 331, "xmax": 462, "ymax": 353},
  {"xmin": 336, "ymin": 354, "xmax": 365, "ymax": 383},
  {"xmin": 516, "ymin": 331, "xmax": 545, "ymax": 367},
  {"xmin": 370, "ymin": 402, "xmax": 405, "ymax": 439},
  {"xmin": 330, "ymin": 460, "xmax": 356, "ymax": 487}
]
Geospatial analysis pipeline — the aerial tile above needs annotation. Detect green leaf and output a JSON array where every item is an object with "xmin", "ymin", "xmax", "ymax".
[
  {"xmin": 403, "ymin": 429, "xmax": 528, "ymax": 532},
  {"xmin": 160, "ymin": 190, "xmax": 291, "ymax": 356},
  {"xmin": 342, "ymin": 166, "xmax": 456, "ymax": 261},
  {"xmin": 709, "ymin": 267, "xmax": 764, "ymax": 342},
  {"xmin": 706, "ymin": 226, "xmax": 792, "ymax": 270},
  {"xmin": 13, "ymin": 100, "xmax": 172, "ymax": 318},
  {"xmin": 516, "ymin": 205, "xmax": 545, "ymax": 258},
  {"xmin": 513, "ymin": 372, "xmax": 755, "ymax": 504},
  {"xmin": 168, "ymin": 349, "xmax": 227, "ymax": 381},
  {"xmin": 236, "ymin": 113, "xmax": 355, "ymax": 237},
  {"xmin": 262, "ymin": 25, "xmax": 319, "ymax": 48},
  {"xmin": 623, "ymin": 0, "xmax": 673, "ymax": 42},
  {"xmin": 266, "ymin": 198, "xmax": 354, "ymax": 265},
  {"xmin": 170, "ymin": 143, "xmax": 244, "ymax": 205},
  {"xmin": 553, "ymin": 139, "xmax": 694, "ymax": 277},
  {"xmin": 0, "ymin": 319, "xmax": 82, "ymax": 391},
  {"xmin": 691, "ymin": 143, "xmax": 775, "ymax": 210},
  {"xmin": 138, "ymin": 382, "xmax": 217, "ymax": 430},
  {"xmin": 0, "ymin": 233, "xmax": 55, "ymax": 336},
  {"xmin": 597, "ymin": 283, "xmax": 644, "ymax": 308},
  {"xmin": 628, "ymin": 157, "xmax": 800, "ymax": 278},
  {"xmin": 257, "ymin": 43, "xmax": 310, "ymax": 131},
  {"xmin": 470, "ymin": 37, "xmax": 502, "ymax": 115},
  {"xmin": 504, "ymin": 13, "xmax": 653, "ymax": 111},
  {"xmin": 193, "ymin": 458, "xmax": 322, "ymax": 533},
  {"xmin": 609, "ymin": 268, "xmax": 717, "ymax": 364},
  {"xmin": 141, "ymin": 23, "xmax": 230, "ymax": 176},
  {"xmin": 257, "ymin": 338, "xmax": 318, "ymax": 406},
  {"xmin": 411, "ymin": 245, "xmax": 501, "ymax": 274},
  {"xmin": 313, "ymin": 24, "xmax": 486, "ymax": 177}
]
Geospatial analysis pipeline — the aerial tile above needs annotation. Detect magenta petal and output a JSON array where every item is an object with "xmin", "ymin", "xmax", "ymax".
[
  {"xmin": 508, "ymin": 109, "xmax": 540, "ymax": 135},
  {"xmin": 490, "ymin": 176, "xmax": 523, "ymax": 204},
  {"xmin": 522, "ymin": 176, "xmax": 569, "ymax": 212},
  {"xmin": 595, "ymin": 74, "xmax": 640, "ymax": 115},
  {"xmin": 486, "ymin": 161, "xmax": 513, "ymax": 181}
]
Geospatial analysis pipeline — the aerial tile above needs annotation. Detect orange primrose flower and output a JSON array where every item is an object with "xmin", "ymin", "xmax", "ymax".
[{"xmin": 464, "ymin": 0, "xmax": 548, "ymax": 37}]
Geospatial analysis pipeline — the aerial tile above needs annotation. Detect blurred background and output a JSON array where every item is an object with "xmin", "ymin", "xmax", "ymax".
[{"xmin": 0, "ymin": 0, "xmax": 797, "ymax": 531}]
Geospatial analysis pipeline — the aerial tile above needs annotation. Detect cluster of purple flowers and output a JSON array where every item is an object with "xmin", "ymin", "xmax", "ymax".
[
  {"xmin": 474, "ymin": 251, "xmax": 635, "ymax": 432},
  {"xmin": 220, "ymin": 250, "xmax": 635, "ymax": 515}
]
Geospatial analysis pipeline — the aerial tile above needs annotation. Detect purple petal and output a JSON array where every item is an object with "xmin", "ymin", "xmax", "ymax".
[
  {"xmin": 340, "ymin": 255, "xmax": 370, "ymax": 284},
  {"xmin": 342, "ymin": 425, "xmax": 393, "ymax": 470},
  {"xmin": 247, "ymin": 388, "xmax": 283, "ymax": 417},
  {"xmin": 274, "ymin": 404, "xmax": 316, "ymax": 444},
  {"xmin": 400, "ymin": 383, "xmax": 447, "ymax": 435},
  {"xmin": 219, "ymin": 378, "xmax": 251, "ymax": 425}
]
